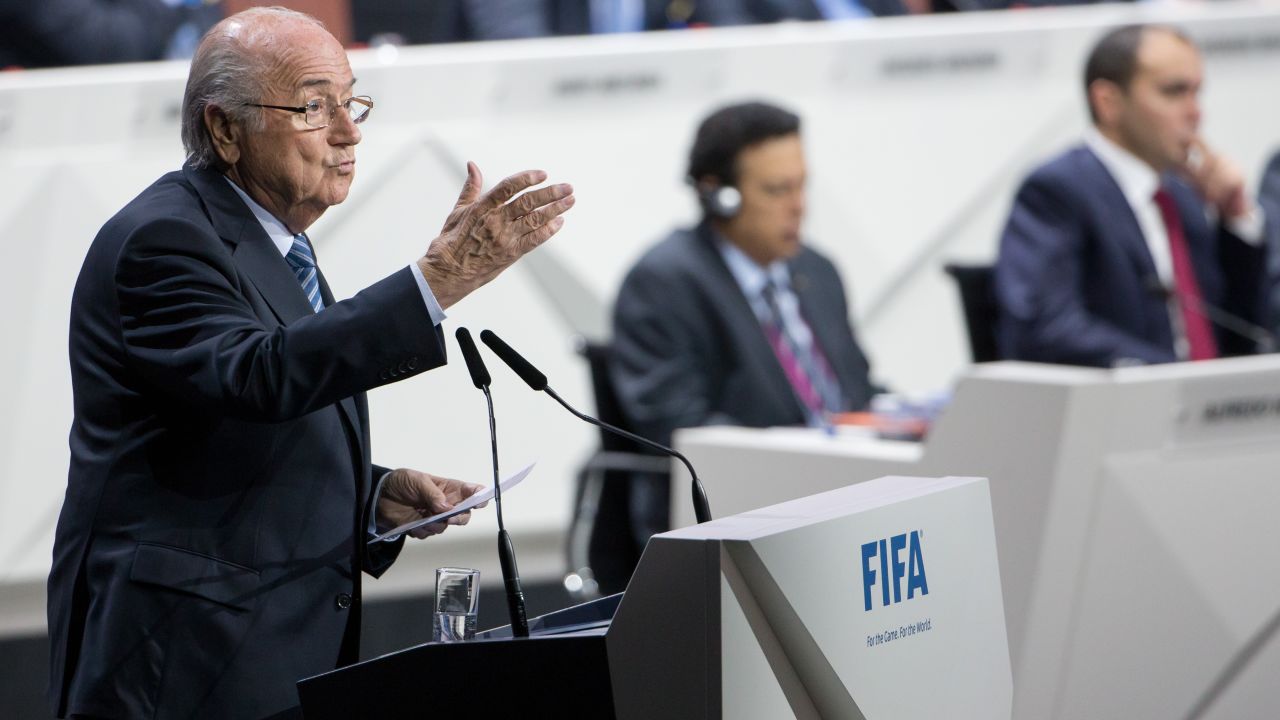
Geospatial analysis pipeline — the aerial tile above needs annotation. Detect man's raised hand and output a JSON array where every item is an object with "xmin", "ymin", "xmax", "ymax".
[{"xmin": 418, "ymin": 162, "xmax": 574, "ymax": 309}]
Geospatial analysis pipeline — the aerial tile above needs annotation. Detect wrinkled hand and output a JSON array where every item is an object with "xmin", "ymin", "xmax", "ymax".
[
  {"xmin": 377, "ymin": 468, "xmax": 488, "ymax": 539},
  {"xmin": 418, "ymin": 162, "xmax": 575, "ymax": 309},
  {"xmin": 1183, "ymin": 137, "xmax": 1251, "ymax": 220}
]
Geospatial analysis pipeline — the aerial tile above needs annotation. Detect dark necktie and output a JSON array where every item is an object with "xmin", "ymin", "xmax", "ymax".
[
  {"xmin": 1153, "ymin": 189, "xmax": 1217, "ymax": 360},
  {"xmin": 284, "ymin": 233, "xmax": 324, "ymax": 314}
]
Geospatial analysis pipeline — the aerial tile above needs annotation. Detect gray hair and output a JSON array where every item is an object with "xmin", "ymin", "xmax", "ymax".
[{"xmin": 180, "ymin": 7, "xmax": 325, "ymax": 170}]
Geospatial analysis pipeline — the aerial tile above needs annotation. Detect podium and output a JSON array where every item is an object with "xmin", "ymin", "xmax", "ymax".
[
  {"xmin": 298, "ymin": 476, "xmax": 1012, "ymax": 719},
  {"xmin": 672, "ymin": 357, "xmax": 1280, "ymax": 719}
]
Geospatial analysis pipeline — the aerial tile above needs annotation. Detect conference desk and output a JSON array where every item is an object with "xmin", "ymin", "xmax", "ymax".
[
  {"xmin": 302, "ymin": 476, "xmax": 1012, "ymax": 719},
  {"xmin": 672, "ymin": 358, "xmax": 1280, "ymax": 720}
]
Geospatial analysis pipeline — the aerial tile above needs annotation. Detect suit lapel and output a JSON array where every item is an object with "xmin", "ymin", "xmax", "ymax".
[
  {"xmin": 692, "ymin": 224, "xmax": 806, "ymax": 419},
  {"xmin": 314, "ymin": 264, "xmax": 363, "ymax": 449},
  {"xmin": 184, "ymin": 164, "xmax": 316, "ymax": 325},
  {"xmin": 185, "ymin": 164, "xmax": 366, "ymax": 476},
  {"xmin": 791, "ymin": 264, "xmax": 837, "ymax": 358},
  {"xmin": 1164, "ymin": 179, "xmax": 1229, "ymax": 307},
  {"xmin": 1079, "ymin": 147, "xmax": 1160, "ymax": 281}
]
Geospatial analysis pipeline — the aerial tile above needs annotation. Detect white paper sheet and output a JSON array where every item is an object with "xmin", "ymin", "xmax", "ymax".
[{"xmin": 368, "ymin": 462, "xmax": 535, "ymax": 543}]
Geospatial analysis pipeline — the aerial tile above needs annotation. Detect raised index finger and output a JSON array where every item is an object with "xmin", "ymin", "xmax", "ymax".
[{"xmin": 473, "ymin": 169, "xmax": 549, "ymax": 214}]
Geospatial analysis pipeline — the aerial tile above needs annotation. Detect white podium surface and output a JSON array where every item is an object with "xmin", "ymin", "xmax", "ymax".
[
  {"xmin": 672, "ymin": 357, "xmax": 1280, "ymax": 720},
  {"xmin": 612, "ymin": 475, "xmax": 1010, "ymax": 719}
]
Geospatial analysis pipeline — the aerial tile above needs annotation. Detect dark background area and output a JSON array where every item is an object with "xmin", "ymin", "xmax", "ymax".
[
  {"xmin": 351, "ymin": 0, "xmax": 469, "ymax": 46},
  {"xmin": 2, "ymin": 580, "xmax": 576, "ymax": 719}
]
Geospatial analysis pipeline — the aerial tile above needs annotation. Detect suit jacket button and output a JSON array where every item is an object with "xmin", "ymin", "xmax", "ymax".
[
  {"xmin": 408, "ymin": 357, "xmax": 418, "ymax": 370},
  {"xmin": 336, "ymin": 593, "xmax": 353, "ymax": 610},
  {"xmin": 378, "ymin": 369, "xmax": 388, "ymax": 381},
  {"xmin": 397, "ymin": 361, "xmax": 409, "ymax": 373}
]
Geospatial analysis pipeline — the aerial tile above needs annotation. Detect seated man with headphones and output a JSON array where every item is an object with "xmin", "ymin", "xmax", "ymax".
[{"xmin": 611, "ymin": 100, "xmax": 879, "ymax": 544}]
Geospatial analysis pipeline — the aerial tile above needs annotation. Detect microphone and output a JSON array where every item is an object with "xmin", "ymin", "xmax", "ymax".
[
  {"xmin": 455, "ymin": 327, "xmax": 529, "ymax": 638},
  {"xmin": 479, "ymin": 329, "xmax": 713, "ymax": 525},
  {"xmin": 457, "ymin": 325, "xmax": 491, "ymax": 389},
  {"xmin": 1143, "ymin": 277, "xmax": 1277, "ymax": 354}
]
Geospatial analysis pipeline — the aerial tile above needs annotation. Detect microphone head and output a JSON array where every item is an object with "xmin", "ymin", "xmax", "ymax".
[
  {"xmin": 455, "ymin": 327, "xmax": 491, "ymax": 390},
  {"xmin": 479, "ymin": 330, "xmax": 548, "ymax": 391}
]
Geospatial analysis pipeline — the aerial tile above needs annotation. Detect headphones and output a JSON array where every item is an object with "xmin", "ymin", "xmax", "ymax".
[{"xmin": 694, "ymin": 180, "xmax": 742, "ymax": 220}]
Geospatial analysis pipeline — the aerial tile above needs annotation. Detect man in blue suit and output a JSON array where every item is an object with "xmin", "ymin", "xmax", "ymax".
[
  {"xmin": 995, "ymin": 24, "xmax": 1270, "ymax": 367},
  {"xmin": 48, "ymin": 7, "xmax": 574, "ymax": 719}
]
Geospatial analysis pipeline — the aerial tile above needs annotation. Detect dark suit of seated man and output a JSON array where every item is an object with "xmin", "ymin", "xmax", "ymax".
[
  {"xmin": 454, "ymin": 0, "xmax": 924, "ymax": 41},
  {"xmin": 611, "ymin": 101, "xmax": 878, "ymax": 545},
  {"xmin": 47, "ymin": 8, "xmax": 575, "ymax": 719},
  {"xmin": 1259, "ymin": 149, "xmax": 1280, "ymax": 335},
  {"xmin": 995, "ymin": 24, "xmax": 1270, "ymax": 368}
]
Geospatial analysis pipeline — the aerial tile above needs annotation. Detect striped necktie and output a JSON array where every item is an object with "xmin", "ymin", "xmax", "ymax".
[
  {"xmin": 760, "ymin": 281, "xmax": 843, "ymax": 424},
  {"xmin": 284, "ymin": 233, "xmax": 324, "ymax": 313}
]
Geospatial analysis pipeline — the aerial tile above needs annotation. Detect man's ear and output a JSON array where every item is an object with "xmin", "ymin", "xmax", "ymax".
[
  {"xmin": 205, "ymin": 105, "xmax": 241, "ymax": 167},
  {"xmin": 1088, "ymin": 78, "xmax": 1125, "ymax": 129}
]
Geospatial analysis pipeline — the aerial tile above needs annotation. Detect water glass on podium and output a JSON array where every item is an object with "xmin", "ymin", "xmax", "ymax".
[{"xmin": 433, "ymin": 567, "xmax": 479, "ymax": 642}]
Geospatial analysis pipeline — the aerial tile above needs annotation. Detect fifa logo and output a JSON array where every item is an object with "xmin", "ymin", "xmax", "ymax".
[{"xmin": 861, "ymin": 531, "xmax": 929, "ymax": 611}]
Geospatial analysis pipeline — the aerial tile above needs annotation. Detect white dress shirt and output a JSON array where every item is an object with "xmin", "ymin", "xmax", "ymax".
[
  {"xmin": 226, "ymin": 178, "xmax": 446, "ymax": 325},
  {"xmin": 1085, "ymin": 128, "xmax": 1265, "ymax": 273},
  {"xmin": 1084, "ymin": 128, "xmax": 1264, "ymax": 359},
  {"xmin": 225, "ymin": 178, "xmax": 443, "ymax": 537},
  {"xmin": 715, "ymin": 233, "xmax": 824, "ymax": 360}
]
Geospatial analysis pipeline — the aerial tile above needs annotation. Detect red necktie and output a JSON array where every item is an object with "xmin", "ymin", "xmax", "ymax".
[{"xmin": 1153, "ymin": 189, "xmax": 1218, "ymax": 360}]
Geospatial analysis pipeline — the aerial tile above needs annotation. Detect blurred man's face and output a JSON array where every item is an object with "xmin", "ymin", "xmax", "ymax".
[
  {"xmin": 1105, "ymin": 30, "xmax": 1202, "ymax": 172},
  {"xmin": 223, "ymin": 19, "xmax": 362, "ymax": 233},
  {"xmin": 719, "ymin": 133, "xmax": 806, "ymax": 266}
]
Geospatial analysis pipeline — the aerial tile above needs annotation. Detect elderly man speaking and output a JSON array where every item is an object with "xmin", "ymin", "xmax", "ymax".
[{"xmin": 46, "ymin": 7, "xmax": 574, "ymax": 719}]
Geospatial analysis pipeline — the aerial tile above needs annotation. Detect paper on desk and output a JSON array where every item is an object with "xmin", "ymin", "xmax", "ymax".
[{"xmin": 368, "ymin": 462, "xmax": 535, "ymax": 544}]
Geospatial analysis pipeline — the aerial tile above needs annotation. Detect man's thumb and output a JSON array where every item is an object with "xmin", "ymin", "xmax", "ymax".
[{"xmin": 453, "ymin": 161, "xmax": 483, "ymax": 209}]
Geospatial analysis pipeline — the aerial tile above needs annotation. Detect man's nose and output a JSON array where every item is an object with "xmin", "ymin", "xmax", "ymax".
[{"xmin": 329, "ymin": 108, "xmax": 362, "ymax": 145}]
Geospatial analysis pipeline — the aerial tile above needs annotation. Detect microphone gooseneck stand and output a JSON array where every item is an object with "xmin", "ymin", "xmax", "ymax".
[
  {"xmin": 478, "ymin": 329, "xmax": 712, "ymax": 525},
  {"xmin": 456, "ymin": 327, "xmax": 529, "ymax": 638}
]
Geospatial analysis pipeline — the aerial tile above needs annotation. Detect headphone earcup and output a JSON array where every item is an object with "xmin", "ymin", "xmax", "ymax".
[{"xmin": 705, "ymin": 185, "xmax": 742, "ymax": 219}]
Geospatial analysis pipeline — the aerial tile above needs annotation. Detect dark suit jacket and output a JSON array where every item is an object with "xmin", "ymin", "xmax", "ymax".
[
  {"xmin": 1260, "ymin": 149, "xmax": 1280, "ymax": 335},
  {"xmin": 48, "ymin": 164, "xmax": 447, "ymax": 719},
  {"xmin": 451, "ymin": 0, "xmax": 910, "ymax": 40},
  {"xmin": 1261, "ymin": 150, "xmax": 1280, "ymax": 210},
  {"xmin": 611, "ymin": 221, "xmax": 876, "ymax": 447},
  {"xmin": 452, "ymin": 0, "xmax": 676, "ymax": 40},
  {"xmin": 995, "ymin": 145, "xmax": 1268, "ymax": 367},
  {"xmin": 0, "ymin": 0, "xmax": 185, "ymax": 68},
  {"xmin": 711, "ymin": 0, "xmax": 912, "ymax": 21}
]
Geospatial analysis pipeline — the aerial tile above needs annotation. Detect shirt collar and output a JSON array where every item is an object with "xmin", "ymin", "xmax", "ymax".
[
  {"xmin": 224, "ymin": 177, "xmax": 296, "ymax": 258},
  {"xmin": 1085, "ymin": 126, "xmax": 1161, "ymax": 205},
  {"xmin": 714, "ymin": 231, "xmax": 791, "ymax": 299}
]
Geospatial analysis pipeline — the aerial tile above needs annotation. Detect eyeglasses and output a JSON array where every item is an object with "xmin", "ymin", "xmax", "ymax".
[{"xmin": 247, "ymin": 95, "xmax": 374, "ymax": 128}]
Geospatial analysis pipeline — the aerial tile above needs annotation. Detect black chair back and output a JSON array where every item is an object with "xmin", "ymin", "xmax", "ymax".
[
  {"xmin": 578, "ymin": 341, "xmax": 646, "ymax": 454},
  {"xmin": 565, "ymin": 340, "xmax": 667, "ymax": 598},
  {"xmin": 943, "ymin": 263, "xmax": 1001, "ymax": 363}
]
